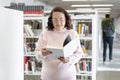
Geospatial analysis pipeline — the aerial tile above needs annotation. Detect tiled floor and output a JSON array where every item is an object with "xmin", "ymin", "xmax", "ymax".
[
  {"xmin": 97, "ymin": 71, "xmax": 120, "ymax": 80},
  {"xmin": 97, "ymin": 39, "xmax": 120, "ymax": 71},
  {"xmin": 97, "ymin": 39, "xmax": 120, "ymax": 80}
]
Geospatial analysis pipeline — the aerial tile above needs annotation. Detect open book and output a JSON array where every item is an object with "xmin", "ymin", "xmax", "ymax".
[{"xmin": 46, "ymin": 35, "xmax": 78, "ymax": 59}]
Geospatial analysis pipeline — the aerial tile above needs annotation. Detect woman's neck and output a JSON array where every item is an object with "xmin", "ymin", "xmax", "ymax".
[{"xmin": 53, "ymin": 28, "xmax": 66, "ymax": 32}]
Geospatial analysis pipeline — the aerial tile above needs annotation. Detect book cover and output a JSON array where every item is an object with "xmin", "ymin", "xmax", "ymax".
[
  {"xmin": 63, "ymin": 34, "xmax": 71, "ymax": 46},
  {"xmin": 46, "ymin": 35, "xmax": 78, "ymax": 59}
]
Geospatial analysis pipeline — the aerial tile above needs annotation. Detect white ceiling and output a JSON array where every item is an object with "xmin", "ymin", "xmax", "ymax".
[{"xmin": 39, "ymin": 0, "xmax": 120, "ymax": 18}]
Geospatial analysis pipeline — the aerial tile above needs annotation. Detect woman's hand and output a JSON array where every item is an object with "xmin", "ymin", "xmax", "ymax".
[
  {"xmin": 58, "ymin": 57, "xmax": 69, "ymax": 63},
  {"xmin": 41, "ymin": 48, "xmax": 52, "ymax": 56}
]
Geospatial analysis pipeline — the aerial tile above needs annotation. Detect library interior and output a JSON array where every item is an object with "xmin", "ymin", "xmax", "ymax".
[{"xmin": 0, "ymin": 0, "xmax": 120, "ymax": 80}]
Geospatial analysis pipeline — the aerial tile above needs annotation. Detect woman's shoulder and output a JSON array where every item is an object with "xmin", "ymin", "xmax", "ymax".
[
  {"xmin": 41, "ymin": 29, "xmax": 51, "ymax": 34},
  {"xmin": 67, "ymin": 29, "xmax": 79, "ymax": 39},
  {"xmin": 38, "ymin": 30, "xmax": 51, "ymax": 38},
  {"xmin": 67, "ymin": 29, "xmax": 78, "ymax": 35}
]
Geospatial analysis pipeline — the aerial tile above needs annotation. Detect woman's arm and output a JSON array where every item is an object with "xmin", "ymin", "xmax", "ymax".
[
  {"xmin": 35, "ymin": 31, "xmax": 47, "ymax": 61},
  {"xmin": 68, "ymin": 37, "xmax": 83, "ymax": 65},
  {"xmin": 59, "ymin": 30, "xmax": 83, "ymax": 64}
]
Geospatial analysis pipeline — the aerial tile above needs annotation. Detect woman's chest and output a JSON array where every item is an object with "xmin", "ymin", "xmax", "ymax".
[{"xmin": 46, "ymin": 32, "xmax": 69, "ymax": 47}]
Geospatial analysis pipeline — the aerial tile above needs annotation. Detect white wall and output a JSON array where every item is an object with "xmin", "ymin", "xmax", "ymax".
[
  {"xmin": 0, "ymin": 0, "xmax": 11, "ymax": 6},
  {"xmin": 115, "ymin": 16, "xmax": 120, "ymax": 34}
]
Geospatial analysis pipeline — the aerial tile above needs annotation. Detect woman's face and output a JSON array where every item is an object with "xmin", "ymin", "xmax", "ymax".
[{"xmin": 52, "ymin": 12, "xmax": 66, "ymax": 31}]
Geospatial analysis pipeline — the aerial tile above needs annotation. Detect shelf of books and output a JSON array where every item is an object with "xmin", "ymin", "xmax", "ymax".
[
  {"xmin": 24, "ymin": 9, "xmax": 98, "ymax": 80},
  {"xmin": 23, "ymin": 6, "xmax": 44, "ymax": 80},
  {"xmin": 5, "ymin": 3, "xmax": 44, "ymax": 80},
  {"xmin": 5, "ymin": 4, "xmax": 98, "ymax": 79},
  {"xmin": 70, "ymin": 10, "xmax": 98, "ymax": 80}
]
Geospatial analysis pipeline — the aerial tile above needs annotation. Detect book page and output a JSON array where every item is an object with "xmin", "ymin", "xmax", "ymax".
[
  {"xmin": 46, "ymin": 48, "xmax": 64, "ymax": 59},
  {"xmin": 63, "ymin": 38, "xmax": 78, "ymax": 57},
  {"xmin": 46, "ymin": 38, "xmax": 78, "ymax": 59}
]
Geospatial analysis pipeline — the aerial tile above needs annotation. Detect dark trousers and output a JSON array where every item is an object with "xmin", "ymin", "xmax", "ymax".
[{"xmin": 103, "ymin": 35, "xmax": 114, "ymax": 62}]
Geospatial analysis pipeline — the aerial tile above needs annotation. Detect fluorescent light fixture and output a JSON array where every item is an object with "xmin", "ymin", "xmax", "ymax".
[
  {"xmin": 98, "ymin": 10, "xmax": 111, "ymax": 13},
  {"xmin": 71, "ymin": 4, "xmax": 113, "ymax": 7},
  {"xmin": 62, "ymin": 0, "xmax": 88, "ymax": 1},
  {"xmin": 92, "ymin": 4, "xmax": 113, "ymax": 7},
  {"xmin": 94, "ymin": 8, "xmax": 111, "ymax": 10},
  {"xmin": 89, "ymin": 0, "xmax": 104, "ymax": 1},
  {"xmin": 71, "ymin": 5, "xmax": 91, "ymax": 7},
  {"xmin": 76, "ymin": 8, "xmax": 92, "ymax": 10}
]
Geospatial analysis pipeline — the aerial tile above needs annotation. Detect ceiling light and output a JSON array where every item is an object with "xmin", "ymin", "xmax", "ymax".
[
  {"xmin": 89, "ymin": 0, "xmax": 104, "ymax": 1},
  {"xmin": 94, "ymin": 8, "xmax": 111, "ymax": 13},
  {"xmin": 62, "ymin": 0, "xmax": 88, "ymax": 1},
  {"xmin": 71, "ymin": 5, "xmax": 91, "ymax": 7},
  {"xmin": 94, "ymin": 8, "xmax": 111, "ymax": 10},
  {"xmin": 98, "ymin": 10, "xmax": 111, "ymax": 13},
  {"xmin": 76, "ymin": 8, "xmax": 92, "ymax": 10},
  {"xmin": 92, "ymin": 4, "xmax": 113, "ymax": 7}
]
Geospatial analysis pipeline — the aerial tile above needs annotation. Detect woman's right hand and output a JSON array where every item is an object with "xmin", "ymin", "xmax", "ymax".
[{"xmin": 41, "ymin": 48, "xmax": 52, "ymax": 56}]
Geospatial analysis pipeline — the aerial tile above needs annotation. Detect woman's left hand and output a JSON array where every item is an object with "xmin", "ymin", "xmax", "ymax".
[{"xmin": 58, "ymin": 57, "xmax": 69, "ymax": 63}]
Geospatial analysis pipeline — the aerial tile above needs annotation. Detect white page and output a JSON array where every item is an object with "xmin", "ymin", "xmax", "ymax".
[
  {"xmin": 46, "ymin": 38, "xmax": 78, "ymax": 59},
  {"xmin": 46, "ymin": 48, "xmax": 64, "ymax": 59},
  {"xmin": 63, "ymin": 38, "xmax": 78, "ymax": 57}
]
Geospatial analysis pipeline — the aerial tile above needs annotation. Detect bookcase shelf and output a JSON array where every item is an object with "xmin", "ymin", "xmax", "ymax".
[
  {"xmin": 25, "ymin": 72, "xmax": 92, "ymax": 76},
  {"xmin": 23, "ymin": 14, "xmax": 43, "ymax": 79},
  {"xmin": 69, "ymin": 10, "xmax": 98, "ymax": 80},
  {"xmin": 24, "ymin": 71, "xmax": 41, "ymax": 76},
  {"xmin": 24, "ymin": 36, "xmax": 39, "ymax": 38},
  {"xmin": 23, "ymin": 8, "xmax": 44, "ymax": 80},
  {"xmin": 79, "ymin": 36, "xmax": 93, "ymax": 40},
  {"xmin": 77, "ymin": 72, "xmax": 92, "ymax": 76},
  {"xmin": 23, "ymin": 9, "xmax": 98, "ymax": 80},
  {"xmin": 4, "ymin": 4, "xmax": 44, "ymax": 80},
  {"xmin": 24, "ymin": 16, "xmax": 44, "ymax": 20},
  {"xmin": 24, "ymin": 54, "xmax": 35, "ymax": 57}
]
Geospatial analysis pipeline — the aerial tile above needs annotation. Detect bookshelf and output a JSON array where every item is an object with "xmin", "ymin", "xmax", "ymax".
[
  {"xmin": 5, "ymin": 4, "xmax": 98, "ymax": 79},
  {"xmin": 5, "ymin": 4, "xmax": 44, "ymax": 80},
  {"xmin": 20, "ymin": 5, "xmax": 44, "ymax": 80},
  {"xmin": 23, "ymin": 15, "xmax": 44, "ymax": 80},
  {"xmin": 24, "ymin": 9, "xmax": 98, "ymax": 80},
  {"xmin": 70, "ymin": 10, "xmax": 98, "ymax": 80}
]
